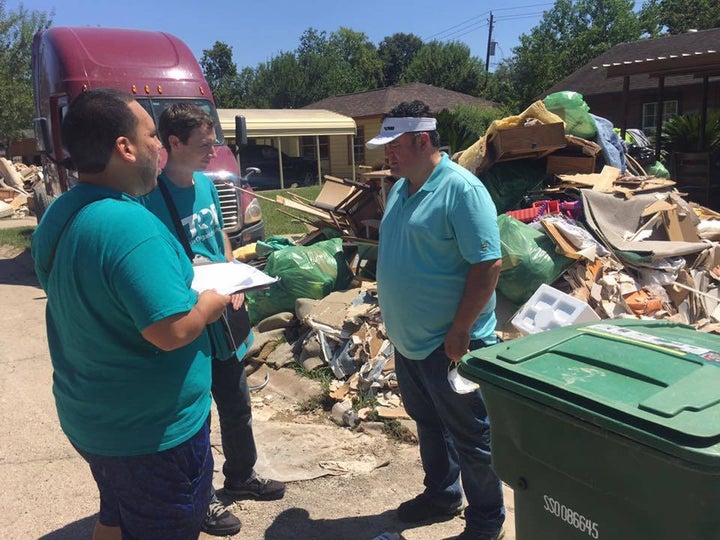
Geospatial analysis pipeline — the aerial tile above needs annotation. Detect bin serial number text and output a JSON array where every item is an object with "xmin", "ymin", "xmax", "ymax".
[{"xmin": 543, "ymin": 494, "xmax": 599, "ymax": 538}]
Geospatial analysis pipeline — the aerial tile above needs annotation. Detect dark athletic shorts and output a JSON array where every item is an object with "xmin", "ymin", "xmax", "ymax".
[{"xmin": 72, "ymin": 419, "xmax": 213, "ymax": 540}]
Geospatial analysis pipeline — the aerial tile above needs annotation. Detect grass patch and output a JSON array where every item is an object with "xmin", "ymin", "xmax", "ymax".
[
  {"xmin": 0, "ymin": 226, "xmax": 34, "ymax": 251},
  {"xmin": 256, "ymin": 185, "xmax": 322, "ymax": 237}
]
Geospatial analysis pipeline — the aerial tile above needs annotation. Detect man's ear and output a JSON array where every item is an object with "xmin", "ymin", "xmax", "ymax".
[
  {"xmin": 115, "ymin": 136, "xmax": 137, "ymax": 164},
  {"xmin": 168, "ymin": 134, "xmax": 181, "ymax": 151}
]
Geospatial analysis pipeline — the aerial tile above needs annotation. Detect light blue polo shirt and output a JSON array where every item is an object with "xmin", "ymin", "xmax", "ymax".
[{"xmin": 377, "ymin": 153, "xmax": 501, "ymax": 360}]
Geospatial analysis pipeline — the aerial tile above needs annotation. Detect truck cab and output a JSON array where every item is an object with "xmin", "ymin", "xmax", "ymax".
[{"xmin": 31, "ymin": 26, "xmax": 264, "ymax": 248}]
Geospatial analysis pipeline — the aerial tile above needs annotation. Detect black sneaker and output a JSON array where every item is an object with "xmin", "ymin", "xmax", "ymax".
[
  {"xmin": 202, "ymin": 496, "xmax": 242, "ymax": 536},
  {"xmin": 396, "ymin": 492, "xmax": 462, "ymax": 523},
  {"xmin": 224, "ymin": 475, "xmax": 286, "ymax": 501}
]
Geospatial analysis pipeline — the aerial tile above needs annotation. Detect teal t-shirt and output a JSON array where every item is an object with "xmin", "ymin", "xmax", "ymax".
[
  {"xmin": 32, "ymin": 184, "xmax": 212, "ymax": 456},
  {"xmin": 377, "ymin": 154, "xmax": 501, "ymax": 360},
  {"xmin": 141, "ymin": 171, "xmax": 252, "ymax": 361}
]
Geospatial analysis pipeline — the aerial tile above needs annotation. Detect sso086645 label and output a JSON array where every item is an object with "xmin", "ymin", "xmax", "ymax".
[{"xmin": 543, "ymin": 494, "xmax": 599, "ymax": 538}]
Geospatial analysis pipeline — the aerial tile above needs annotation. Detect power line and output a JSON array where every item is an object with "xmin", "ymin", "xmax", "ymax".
[
  {"xmin": 424, "ymin": 2, "xmax": 554, "ymax": 41},
  {"xmin": 437, "ymin": 21, "xmax": 490, "ymax": 42},
  {"xmin": 425, "ymin": 11, "xmax": 491, "ymax": 40},
  {"xmin": 496, "ymin": 12, "xmax": 548, "ymax": 22}
]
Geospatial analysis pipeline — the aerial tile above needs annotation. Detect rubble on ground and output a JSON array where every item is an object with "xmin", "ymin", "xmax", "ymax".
[
  {"xmin": 236, "ymin": 92, "xmax": 720, "ymax": 433},
  {"xmin": 0, "ymin": 158, "xmax": 40, "ymax": 219}
]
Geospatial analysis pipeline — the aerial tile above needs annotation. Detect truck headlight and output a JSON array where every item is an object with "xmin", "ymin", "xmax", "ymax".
[{"xmin": 244, "ymin": 198, "xmax": 262, "ymax": 225}]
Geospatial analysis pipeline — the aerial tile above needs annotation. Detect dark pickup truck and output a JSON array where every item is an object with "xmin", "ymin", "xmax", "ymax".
[{"xmin": 239, "ymin": 144, "xmax": 318, "ymax": 190}]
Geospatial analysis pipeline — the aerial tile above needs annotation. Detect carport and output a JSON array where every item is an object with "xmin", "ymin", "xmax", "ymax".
[{"xmin": 218, "ymin": 108, "xmax": 357, "ymax": 188}]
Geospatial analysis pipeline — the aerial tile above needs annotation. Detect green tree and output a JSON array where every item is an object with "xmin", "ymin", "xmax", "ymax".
[
  {"xmin": 505, "ymin": 0, "xmax": 642, "ymax": 107},
  {"xmin": 436, "ymin": 103, "xmax": 505, "ymax": 154},
  {"xmin": 248, "ymin": 27, "xmax": 383, "ymax": 108},
  {"xmin": 0, "ymin": 2, "xmax": 52, "ymax": 147},
  {"xmin": 200, "ymin": 41, "xmax": 246, "ymax": 108},
  {"xmin": 401, "ymin": 41, "xmax": 485, "ymax": 96},
  {"xmin": 326, "ymin": 27, "xmax": 383, "ymax": 92},
  {"xmin": 378, "ymin": 32, "xmax": 424, "ymax": 87},
  {"xmin": 639, "ymin": 0, "xmax": 720, "ymax": 35},
  {"xmin": 250, "ymin": 52, "xmax": 306, "ymax": 108}
]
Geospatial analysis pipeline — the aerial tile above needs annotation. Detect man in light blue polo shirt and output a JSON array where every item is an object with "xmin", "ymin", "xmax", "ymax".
[{"xmin": 369, "ymin": 100, "xmax": 505, "ymax": 540}]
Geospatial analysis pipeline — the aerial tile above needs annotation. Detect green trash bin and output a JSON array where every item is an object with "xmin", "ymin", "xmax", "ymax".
[{"xmin": 459, "ymin": 319, "xmax": 720, "ymax": 540}]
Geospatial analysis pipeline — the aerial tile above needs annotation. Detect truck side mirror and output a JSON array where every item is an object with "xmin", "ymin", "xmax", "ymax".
[
  {"xmin": 235, "ymin": 115, "xmax": 247, "ymax": 147},
  {"xmin": 33, "ymin": 117, "xmax": 53, "ymax": 154}
]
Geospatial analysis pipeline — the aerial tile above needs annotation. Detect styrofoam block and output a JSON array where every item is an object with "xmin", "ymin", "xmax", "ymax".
[{"xmin": 511, "ymin": 283, "xmax": 600, "ymax": 335}]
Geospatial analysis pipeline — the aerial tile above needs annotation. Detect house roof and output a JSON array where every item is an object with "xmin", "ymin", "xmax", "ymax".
[
  {"xmin": 545, "ymin": 28, "xmax": 720, "ymax": 97},
  {"xmin": 217, "ymin": 108, "xmax": 356, "ymax": 139},
  {"xmin": 302, "ymin": 82, "xmax": 497, "ymax": 118}
]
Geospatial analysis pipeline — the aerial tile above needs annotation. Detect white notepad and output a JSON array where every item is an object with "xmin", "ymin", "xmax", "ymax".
[{"xmin": 191, "ymin": 261, "xmax": 278, "ymax": 295}]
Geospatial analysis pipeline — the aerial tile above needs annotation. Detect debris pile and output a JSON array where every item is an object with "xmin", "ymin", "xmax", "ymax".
[
  {"xmin": 234, "ymin": 91, "xmax": 720, "ymax": 432},
  {"xmin": 246, "ymin": 282, "xmax": 411, "ymax": 424},
  {"xmin": 0, "ymin": 158, "xmax": 39, "ymax": 219}
]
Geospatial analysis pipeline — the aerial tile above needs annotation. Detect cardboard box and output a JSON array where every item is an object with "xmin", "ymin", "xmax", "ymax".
[
  {"xmin": 547, "ymin": 154, "xmax": 596, "ymax": 175},
  {"xmin": 661, "ymin": 207, "xmax": 700, "ymax": 242},
  {"xmin": 489, "ymin": 122, "xmax": 566, "ymax": 163}
]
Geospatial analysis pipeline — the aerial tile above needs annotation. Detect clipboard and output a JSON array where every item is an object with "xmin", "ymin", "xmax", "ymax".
[{"xmin": 191, "ymin": 260, "xmax": 279, "ymax": 295}]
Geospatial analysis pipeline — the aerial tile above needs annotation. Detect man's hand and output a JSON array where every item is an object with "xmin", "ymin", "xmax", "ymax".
[
  {"xmin": 196, "ymin": 289, "xmax": 232, "ymax": 323},
  {"xmin": 444, "ymin": 325, "xmax": 471, "ymax": 364},
  {"xmin": 229, "ymin": 292, "xmax": 245, "ymax": 311}
]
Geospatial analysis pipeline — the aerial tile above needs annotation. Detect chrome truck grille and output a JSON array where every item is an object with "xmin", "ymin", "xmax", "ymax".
[{"xmin": 213, "ymin": 181, "xmax": 240, "ymax": 229}]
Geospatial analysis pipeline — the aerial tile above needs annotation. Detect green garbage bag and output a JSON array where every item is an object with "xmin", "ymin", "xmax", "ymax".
[
  {"xmin": 479, "ymin": 160, "xmax": 547, "ymax": 214},
  {"xmin": 255, "ymin": 236, "xmax": 296, "ymax": 257},
  {"xmin": 544, "ymin": 91, "xmax": 597, "ymax": 140},
  {"xmin": 246, "ymin": 238, "xmax": 354, "ymax": 325},
  {"xmin": 645, "ymin": 161, "xmax": 670, "ymax": 179},
  {"xmin": 497, "ymin": 214, "xmax": 574, "ymax": 306}
]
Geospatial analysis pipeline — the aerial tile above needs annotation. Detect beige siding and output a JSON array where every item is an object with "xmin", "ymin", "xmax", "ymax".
[
  {"xmin": 327, "ymin": 135, "xmax": 352, "ymax": 179},
  {"xmin": 323, "ymin": 116, "xmax": 386, "ymax": 180}
]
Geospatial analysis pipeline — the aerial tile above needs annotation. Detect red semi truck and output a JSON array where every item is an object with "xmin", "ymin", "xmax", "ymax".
[{"xmin": 31, "ymin": 26, "xmax": 264, "ymax": 247}]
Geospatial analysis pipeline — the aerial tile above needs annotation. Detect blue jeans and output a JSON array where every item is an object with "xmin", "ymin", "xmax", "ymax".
[
  {"xmin": 394, "ymin": 340, "xmax": 505, "ymax": 534},
  {"xmin": 211, "ymin": 356, "xmax": 257, "ymax": 485}
]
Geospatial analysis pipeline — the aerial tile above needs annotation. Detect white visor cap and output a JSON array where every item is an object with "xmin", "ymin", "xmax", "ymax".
[{"xmin": 365, "ymin": 117, "xmax": 437, "ymax": 149}]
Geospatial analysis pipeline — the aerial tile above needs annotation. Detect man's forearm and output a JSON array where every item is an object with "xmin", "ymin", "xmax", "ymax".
[
  {"xmin": 452, "ymin": 259, "xmax": 502, "ymax": 332},
  {"xmin": 141, "ymin": 290, "xmax": 230, "ymax": 351},
  {"xmin": 444, "ymin": 259, "xmax": 502, "ymax": 362},
  {"xmin": 223, "ymin": 231, "xmax": 233, "ymax": 262}
]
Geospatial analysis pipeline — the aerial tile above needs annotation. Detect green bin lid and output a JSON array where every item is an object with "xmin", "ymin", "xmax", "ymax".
[{"xmin": 460, "ymin": 319, "xmax": 720, "ymax": 464}]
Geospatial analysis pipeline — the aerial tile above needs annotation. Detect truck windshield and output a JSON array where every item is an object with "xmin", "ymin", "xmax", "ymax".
[{"xmin": 136, "ymin": 98, "xmax": 225, "ymax": 145}]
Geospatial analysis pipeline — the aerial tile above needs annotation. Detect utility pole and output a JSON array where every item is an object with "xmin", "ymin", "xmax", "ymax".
[{"xmin": 485, "ymin": 12, "xmax": 494, "ymax": 72}]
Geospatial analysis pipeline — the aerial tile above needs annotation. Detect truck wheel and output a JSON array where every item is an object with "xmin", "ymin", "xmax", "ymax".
[{"xmin": 33, "ymin": 183, "xmax": 54, "ymax": 222}]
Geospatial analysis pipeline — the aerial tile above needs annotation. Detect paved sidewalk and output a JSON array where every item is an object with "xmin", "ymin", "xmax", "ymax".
[{"xmin": 0, "ymin": 216, "xmax": 36, "ymax": 229}]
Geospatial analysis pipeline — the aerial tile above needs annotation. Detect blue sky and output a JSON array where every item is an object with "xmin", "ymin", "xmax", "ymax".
[{"xmin": 20, "ymin": 0, "xmax": 563, "ymax": 71}]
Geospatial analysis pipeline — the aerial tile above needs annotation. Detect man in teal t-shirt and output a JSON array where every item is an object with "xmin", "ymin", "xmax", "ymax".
[
  {"xmin": 32, "ymin": 89, "xmax": 231, "ymax": 540},
  {"xmin": 141, "ymin": 103, "xmax": 285, "ymax": 537}
]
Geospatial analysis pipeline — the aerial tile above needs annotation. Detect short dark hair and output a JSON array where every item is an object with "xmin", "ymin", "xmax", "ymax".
[
  {"xmin": 61, "ymin": 89, "xmax": 137, "ymax": 174},
  {"xmin": 158, "ymin": 103, "xmax": 214, "ymax": 152},
  {"xmin": 385, "ymin": 100, "xmax": 441, "ymax": 148}
]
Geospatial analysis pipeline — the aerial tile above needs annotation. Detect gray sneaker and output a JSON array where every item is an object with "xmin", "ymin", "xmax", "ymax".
[
  {"xmin": 224, "ymin": 474, "xmax": 286, "ymax": 501},
  {"xmin": 202, "ymin": 496, "xmax": 242, "ymax": 536}
]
